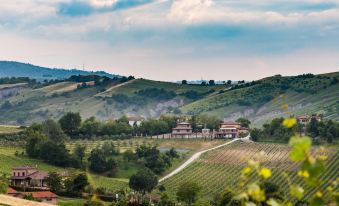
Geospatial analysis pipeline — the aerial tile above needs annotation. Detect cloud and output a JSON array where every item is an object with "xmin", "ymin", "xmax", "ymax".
[{"xmin": 57, "ymin": 0, "xmax": 154, "ymax": 16}]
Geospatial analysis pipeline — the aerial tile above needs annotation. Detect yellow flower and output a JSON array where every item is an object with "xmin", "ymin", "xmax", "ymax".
[
  {"xmin": 298, "ymin": 170, "xmax": 310, "ymax": 178},
  {"xmin": 248, "ymin": 184, "xmax": 266, "ymax": 202},
  {"xmin": 318, "ymin": 155, "xmax": 328, "ymax": 161},
  {"xmin": 316, "ymin": 191, "xmax": 323, "ymax": 198},
  {"xmin": 283, "ymin": 118, "xmax": 297, "ymax": 128},
  {"xmin": 242, "ymin": 167, "xmax": 252, "ymax": 175},
  {"xmin": 259, "ymin": 167, "xmax": 272, "ymax": 179}
]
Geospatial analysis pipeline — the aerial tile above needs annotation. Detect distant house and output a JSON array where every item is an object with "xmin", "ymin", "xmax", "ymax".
[
  {"xmin": 216, "ymin": 121, "xmax": 249, "ymax": 138},
  {"xmin": 172, "ymin": 122, "xmax": 193, "ymax": 137},
  {"xmin": 128, "ymin": 116, "xmax": 145, "ymax": 126},
  {"xmin": 23, "ymin": 191, "xmax": 58, "ymax": 205},
  {"xmin": 297, "ymin": 115, "xmax": 322, "ymax": 125},
  {"xmin": 10, "ymin": 166, "xmax": 49, "ymax": 189}
]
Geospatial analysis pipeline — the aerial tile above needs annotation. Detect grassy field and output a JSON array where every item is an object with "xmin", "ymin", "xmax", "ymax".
[
  {"xmin": 0, "ymin": 146, "xmax": 128, "ymax": 192},
  {"xmin": 0, "ymin": 125, "xmax": 22, "ymax": 134},
  {"xmin": 0, "ymin": 138, "xmax": 224, "ymax": 190},
  {"xmin": 162, "ymin": 141, "xmax": 339, "ymax": 200}
]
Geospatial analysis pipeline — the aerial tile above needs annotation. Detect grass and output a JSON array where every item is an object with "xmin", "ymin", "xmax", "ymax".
[
  {"xmin": 162, "ymin": 141, "xmax": 339, "ymax": 200},
  {"xmin": 0, "ymin": 147, "xmax": 128, "ymax": 191},
  {"xmin": 57, "ymin": 197, "xmax": 86, "ymax": 206},
  {"xmin": 0, "ymin": 125, "xmax": 22, "ymax": 134}
]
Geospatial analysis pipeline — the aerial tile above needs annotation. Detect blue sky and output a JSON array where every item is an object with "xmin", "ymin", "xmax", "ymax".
[{"xmin": 0, "ymin": 0, "xmax": 339, "ymax": 81}]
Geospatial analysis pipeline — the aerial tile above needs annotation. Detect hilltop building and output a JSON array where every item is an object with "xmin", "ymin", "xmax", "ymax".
[
  {"xmin": 172, "ymin": 122, "xmax": 193, "ymax": 137},
  {"xmin": 10, "ymin": 166, "xmax": 48, "ymax": 189},
  {"xmin": 296, "ymin": 115, "xmax": 322, "ymax": 125},
  {"xmin": 216, "ymin": 121, "xmax": 249, "ymax": 138}
]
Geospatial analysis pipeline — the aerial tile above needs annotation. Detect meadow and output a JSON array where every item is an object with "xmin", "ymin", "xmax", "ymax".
[{"xmin": 162, "ymin": 141, "xmax": 339, "ymax": 200}]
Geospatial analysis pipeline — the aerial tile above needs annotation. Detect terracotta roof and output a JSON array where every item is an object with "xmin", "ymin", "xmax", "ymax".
[
  {"xmin": 23, "ymin": 191, "xmax": 57, "ymax": 199},
  {"xmin": 7, "ymin": 187, "xmax": 19, "ymax": 194}
]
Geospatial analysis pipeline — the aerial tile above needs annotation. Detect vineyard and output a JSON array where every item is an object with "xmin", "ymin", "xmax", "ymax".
[{"xmin": 162, "ymin": 141, "xmax": 339, "ymax": 200}]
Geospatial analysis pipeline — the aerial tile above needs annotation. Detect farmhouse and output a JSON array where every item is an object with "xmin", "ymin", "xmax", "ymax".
[
  {"xmin": 216, "ymin": 121, "xmax": 248, "ymax": 138},
  {"xmin": 296, "ymin": 115, "xmax": 322, "ymax": 124},
  {"xmin": 172, "ymin": 122, "xmax": 193, "ymax": 137},
  {"xmin": 128, "ymin": 116, "xmax": 145, "ymax": 126},
  {"xmin": 10, "ymin": 166, "xmax": 49, "ymax": 189}
]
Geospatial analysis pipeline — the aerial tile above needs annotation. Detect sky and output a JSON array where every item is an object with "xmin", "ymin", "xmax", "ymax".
[{"xmin": 0, "ymin": 0, "xmax": 339, "ymax": 81}]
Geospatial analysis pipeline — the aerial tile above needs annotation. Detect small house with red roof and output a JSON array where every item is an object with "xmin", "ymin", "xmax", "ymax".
[{"xmin": 10, "ymin": 166, "xmax": 49, "ymax": 189}]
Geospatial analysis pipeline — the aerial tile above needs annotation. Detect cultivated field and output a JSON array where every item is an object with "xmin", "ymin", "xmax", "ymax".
[
  {"xmin": 0, "ymin": 125, "xmax": 22, "ymax": 134},
  {"xmin": 162, "ymin": 141, "xmax": 339, "ymax": 200}
]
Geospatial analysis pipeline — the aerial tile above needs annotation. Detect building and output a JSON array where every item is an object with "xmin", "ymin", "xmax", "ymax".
[
  {"xmin": 23, "ymin": 191, "xmax": 58, "ymax": 205},
  {"xmin": 128, "ymin": 116, "xmax": 145, "ymax": 126},
  {"xmin": 6, "ymin": 188, "xmax": 58, "ymax": 205},
  {"xmin": 10, "ymin": 166, "xmax": 49, "ymax": 189},
  {"xmin": 172, "ymin": 122, "xmax": 193, "ymax": 137},
  {"xmin": 216, "ymin": 121, "xmax": 249, "ymax": 138},
  {"xmin": 296, "ymin": 115, "xmax": 322, "ymax": 125}
]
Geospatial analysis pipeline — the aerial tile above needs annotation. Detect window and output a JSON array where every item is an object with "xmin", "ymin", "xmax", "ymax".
[
  {"xmin": 13, "ymin": 172, "xmax": 16, "ymax": 176},
  {"xmin": 22, "ymin": 172, "xmax": 25, "ymax": 176}
]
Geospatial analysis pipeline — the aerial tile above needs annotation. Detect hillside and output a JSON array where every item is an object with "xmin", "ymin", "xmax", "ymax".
[
  {"xmin": 181, "ymin": 73, "xmax": 339, "ymax": 127},
  {"xmin": 0, "ymin": 70, "xmax": 338, "ymax": 126},
  {"xmin": 0, "ymin": 61, "xmax": 115, "ymax": 80}
]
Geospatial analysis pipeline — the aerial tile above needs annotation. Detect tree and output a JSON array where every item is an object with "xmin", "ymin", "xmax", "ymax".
[
  {"xmin": 39, "ymin": 141, "xmax": 71, "ymax": 166},
  {"xmin": 0, "ymin": 173, "xmax": 8, "ymax": 194},
  {"xmin": 41, "ymin": 119, "xmax": 67, "ymax": 142},
  {"xmin": 88, "ymin": 148, "xmax": 118, "ymax": 174},
  {"xmin": 45, "ymin": 172, "xmax": 63, "ymax": 193},
  {"xmin": 74, "ymin": 144, "xmax": 86, "ymax": 166},
  {"xmin": 176, "ymin": 181, "xmax": 201, "ymax": 206},
  {"xmin": 73, "ymin": 173, "xmax": 89, "ymax": 193},
  {"xmin": 80, "ymin": 117, "xmax": 101, "ymax": 137},
  {"xmin": 25, "ymin": 130, "xmax": 46, "ymax": 158},
  {"xmin": 129, "ymin": 168, "xmax": 158, "ymax": 195},
  {"xmin": 307, "ymin": 117, "xmax": 319, "ymax": 138},
  {"xmin": 59, "ymin": 112, "xmax": 82, "ymax": 136},
  {"xmin": 227, "ymin": 80, "xmax": 232, "ymax": 85},
  {"xmin": 158, "ymin": 193, "xmax": 175, "ymax": 206},
  {"xmin": 250, "ymin": 128, "xmax": 262, "ymax": 142},
  {"xmin": 236, "ymin": 118, "xmax": 251, "ymax": 128},
  {"xmin": 209, "ymin": 80, "xmax": 215, "ymax": 85},
  {"xmin": 201, "ymin": 81, "xmax": 207, "ymax": 86},
  {"xmin": 182, "ymin": 80, "xmax": 188, "ymax": 85}
]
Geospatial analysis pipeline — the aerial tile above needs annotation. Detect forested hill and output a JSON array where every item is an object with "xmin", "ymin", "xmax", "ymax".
[
  {"xmin": 0, "ymin": 68, "xmax": 338, "ymax": 127},
  {"xmin": 0, "ymin": 61, "xmax": 116, "ymax": 80}
]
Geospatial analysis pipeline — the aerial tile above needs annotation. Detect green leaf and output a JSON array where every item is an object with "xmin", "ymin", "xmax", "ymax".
[
  {"xmin": 310, "ymin": 196, "xmax": 325, "ymax": 206},
  {"xmin": 301, "ymin": 159, "xmax": 325, "ymax": 186},
  {"xmin": 289, "ymin": 136, "xmax": 312, "ymax": 162},
  {"xmin": 290, "ymin": 185, "xmax": 304, "ymax": 200},
  {"xmin": 267, "ymin": 198, "xmax": 281, "ymax": 206}
]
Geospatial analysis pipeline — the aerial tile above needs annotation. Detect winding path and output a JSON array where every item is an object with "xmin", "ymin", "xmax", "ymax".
[{"xmin": 159, "ymin": 138, "xmax": 241, "ymax": 182}]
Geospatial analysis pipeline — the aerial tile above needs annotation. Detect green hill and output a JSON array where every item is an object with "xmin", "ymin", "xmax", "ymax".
[
  {"xmin": 0, "ymin": 61, "xmax": 116, "ymax": 80},
  {"xmin": 0, "ymin": 70, "xmax": 338, "ymax": 127}
]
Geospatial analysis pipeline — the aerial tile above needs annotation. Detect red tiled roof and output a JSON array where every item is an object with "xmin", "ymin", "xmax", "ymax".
[
  {"xmin": 7, "ymin": 187, "xmax": 19, "ymax": 194},
  {"xmin": 23, "ymin": 191, "xmax": 57, "ymax": 198}
]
